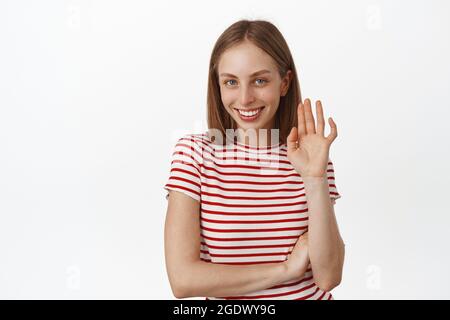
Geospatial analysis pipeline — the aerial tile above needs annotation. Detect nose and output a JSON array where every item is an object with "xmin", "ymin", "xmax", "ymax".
[{"xmin": 238, "ymin": 85, "xmax": 256, "ymax": 106}]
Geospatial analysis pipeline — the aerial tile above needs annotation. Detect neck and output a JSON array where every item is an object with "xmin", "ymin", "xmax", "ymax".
[{"xmin": 236, "ymin": 128, "xmax": 280, "ymax": 148}]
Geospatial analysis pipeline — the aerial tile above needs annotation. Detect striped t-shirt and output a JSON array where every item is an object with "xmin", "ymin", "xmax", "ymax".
[{"xmin": 164, "ymin": 132, "xmax": 342, "ymax": 300}]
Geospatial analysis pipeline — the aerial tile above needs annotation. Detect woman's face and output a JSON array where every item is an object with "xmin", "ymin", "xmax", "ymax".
[{"xmin": 217, "ymin": 41, "xmax": 292, "ymax": 132}]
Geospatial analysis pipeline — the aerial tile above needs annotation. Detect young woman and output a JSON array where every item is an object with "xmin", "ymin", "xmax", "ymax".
[{"xmin": 163, "ymin": 19, "xmax": 344, "ymax": 300}]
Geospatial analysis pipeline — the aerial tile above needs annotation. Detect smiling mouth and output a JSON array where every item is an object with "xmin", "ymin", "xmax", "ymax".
[{"xmin": 233, "ymin": 106, "xmax": 265, "ymax": 117}]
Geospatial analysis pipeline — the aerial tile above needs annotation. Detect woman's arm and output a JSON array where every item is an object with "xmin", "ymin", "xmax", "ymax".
[
  {"xmin": 164, "ymin": 190, "xmax": 309, "ymax": 299},
  {"xmin": 303, "ymin": 175, "xmax": 345, "ymax": 291}
]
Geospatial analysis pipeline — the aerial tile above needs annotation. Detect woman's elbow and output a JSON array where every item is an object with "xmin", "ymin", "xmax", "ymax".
[
  {"xmin": 167, "ymin": 265, "xmax": 196, "ymax": 299},
  {"xmin": 317, "ymin": 278, "xmax": 341, "ymax": 292},
  {"xmin": 169, "ymin": 275, "xmax": 190, "ymax": 299},
  {"xmin": 172, "ymin": 285, "xmax": 188, "ymax": 299},
  {"xmin": 316, "ymin": 273, "xmax": 342, "ymax": 292},
  {"xmin": 318, "ymin": 247, "xmax": 345, "ymax": 291}
]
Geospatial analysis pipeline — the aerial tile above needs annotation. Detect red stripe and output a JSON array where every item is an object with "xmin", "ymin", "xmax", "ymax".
[
  {"xmin": 201, "ymin": 234, "xmax": 299, "ymax": 241},
  {"xmin": 201, "ymin": 190, "xmax": 303, "ymax": 200},
  {"xmin": 202, "ymin": 182, "xmax": 304, "ymax": 193},
  {"xmin": 234, "ymin": 140, "xmax": 283, "ymax": 150},
  {"xmin": 201, "ymin": 207, "xmax": 308, "ymax": 215},
  {"xmin": 183, "ymin": 135, "xmax": 286, "ymax": 152},
  {"xmin": 202, "ymin": 156, "xmax": 292, "ymax": 170},
  {"xmin": 201, "ymin": 225, "xmax": 307, "ymax": 233},
  {"xmin": 200, "ymin": 250, "xmax": 288, "ymax": 258},
  {"xmin": 200, "ymin": 258, "xmax": 287, "ymax": 264},
  {"xmin": 202, "ymin": 162, "xmax": 295, "ymax": 171},
  {"xmin": 202, "ymin": 172, "xmax": 336, "ymax": 187},
  {"xmin": 201, "ymin": 199, "xmax": 306, "ymax": 208},
  {"xmin": 202, "ymin": 172, "xmax": 302, "ymax": 185},
  {"xmin": 201, "ymin": 242, "xmax": 296, "ymax": 249},
  {"xmin": 201, "ymin": 217, "xmax": 307, "ymax": 224},
  {"xmin": 196, "ymin": 143, "xmax": 289, "ymax": 162},
  {"xmin": 201, "ymin": 163, "xmax": 299, "ymax": 178},
  {"xmin": 172, "ymin": 150, "xmax": 201, "ymax": 170},
  {"xmin": 268, "ymin": 275, "xmax": 313, "ymax": 289},
  {"xmin": 318, "ymin": 291, "xmax": 327, "ymax": 300},
  {"xmin": 170, "ymin": 167, "xmax": 200, "ymax": 180},
  {"xmin": 295, "ymin": 287, "xmax": 320, "ymax": 300},
  {"xmin": 164, "ymin": 184, "xmax": 200, "ymax": 197},
  {"xmin": 171, "ymin": 160, "xmax": 201, "ymax": 175},
  {"xmin": 167, "ymin": 175, "xmax": 200, "ymax": 188}
]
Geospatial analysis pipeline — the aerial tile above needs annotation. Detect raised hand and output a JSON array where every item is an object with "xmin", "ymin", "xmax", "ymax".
[{"xmin": 286, "ymin": 98, "xmax": 338, "ymax": 178}]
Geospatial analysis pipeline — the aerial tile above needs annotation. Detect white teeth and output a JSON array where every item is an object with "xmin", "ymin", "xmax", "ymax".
[{"xmin": 237, "ymin": 107, "xmax": 262, "ymax": 117}]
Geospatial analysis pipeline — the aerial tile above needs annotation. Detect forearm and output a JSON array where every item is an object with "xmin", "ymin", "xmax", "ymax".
[
  {"xmin": 175, "ymin": 260, "xmax": 297, "ymax": 298},
  {"xmin": 303, "ymin": 175, "xmax": 344, "ymax": 288}
]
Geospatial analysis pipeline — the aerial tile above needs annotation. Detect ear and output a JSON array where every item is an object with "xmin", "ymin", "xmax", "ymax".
[{"xmin": 280, "ymin": 69, "xmax": 293, "ymax": 96}]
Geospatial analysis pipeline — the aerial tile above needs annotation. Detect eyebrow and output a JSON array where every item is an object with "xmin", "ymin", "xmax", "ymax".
[{"xmin": 219, "ymin": 69, "xmax": 271, "ymax": 78}]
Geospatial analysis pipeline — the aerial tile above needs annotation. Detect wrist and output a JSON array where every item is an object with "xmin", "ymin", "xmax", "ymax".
[{"xmin": 302, "ymin": 175, "xmax": 328, "ymax": 186}]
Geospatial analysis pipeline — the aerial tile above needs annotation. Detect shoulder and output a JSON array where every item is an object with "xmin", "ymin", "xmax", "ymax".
[
  {"xmin": 178, "ymin": 131, "xmax": 210, "ymax": 144},
  {"xmin": 172, "ymin": 131, "xmax": 214, "ymax": 162},
  {"xmin": 175, "ymin": 131, "xmax": 213, "ymax": 150}
]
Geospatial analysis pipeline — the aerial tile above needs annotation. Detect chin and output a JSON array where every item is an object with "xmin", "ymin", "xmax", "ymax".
[{"xmin": 235, "ymin": 122, "xmax": 269, "ymax": 132}]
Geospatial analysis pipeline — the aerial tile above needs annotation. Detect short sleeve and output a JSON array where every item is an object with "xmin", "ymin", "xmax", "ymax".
[
  {"xmin": 327, "ymin": 158, "xmax": 342, "ymax": 204},
  {"xmin": 163, "ymin": 134, "xmax": 202, "ymax": 202}
]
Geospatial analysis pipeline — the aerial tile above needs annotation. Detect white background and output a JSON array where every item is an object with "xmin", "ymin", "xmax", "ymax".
[{"xmin": 1, "ymin": 0, "xmax": 449, "ymax": 299}]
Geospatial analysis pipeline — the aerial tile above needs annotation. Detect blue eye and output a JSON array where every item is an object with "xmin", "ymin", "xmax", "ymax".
[
  {"xmin": 224, "ymin": 79, "xmax": 237, "ymax": 86},
  {"xmin": 223, "ymin": 79, "xmax": 268, "ymax": 86},
  {"xmin": 255, "ymin": 79, "xmax": 267, "ymax": 85}
]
